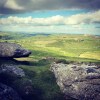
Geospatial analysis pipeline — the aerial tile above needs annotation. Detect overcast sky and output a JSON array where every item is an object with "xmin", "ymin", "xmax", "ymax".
[{"xmin": 0, "ymin": 0, "xmax": 100, "ymax": 34}]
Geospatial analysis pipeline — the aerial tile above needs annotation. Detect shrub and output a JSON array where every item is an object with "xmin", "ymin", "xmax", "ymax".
[{"xmin": 56, "ymin": 59, "xmax": 69, "ymax": 64}]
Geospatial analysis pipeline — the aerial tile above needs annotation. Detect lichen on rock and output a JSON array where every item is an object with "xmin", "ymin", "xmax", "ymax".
[
  {"xmin": 0, "ymin": 42, "xmax": 31, "ymax": 58},
  {"xmin": 51, "ymin": 62, "xmax": 100, "ymax": 100},
  {"xmin": 0, "ymin": 64, "xmax": 25, "ymax": 77}
]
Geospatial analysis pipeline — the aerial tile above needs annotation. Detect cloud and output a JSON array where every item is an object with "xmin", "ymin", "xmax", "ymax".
[
  {"xmin": 0, "ymin": 0, "xmax": 100, "ymax": 14},
  {"xmin": 95, "ymin": 26, "xmax": 100, "ymax": 28},
  {"xmin": 65, "ymin": 10, "xmax": 100, "ymax": 24},
  {"xmin": 4, "ymin": 0, "xmax": 24, "ymax": 10},
  {"xmin": 0, "ymin": 10, "xmax": 100, "ymax": 25},
  {"xmin": 0, "ymin": 15, "xmax": 64, "ymax": 25}
]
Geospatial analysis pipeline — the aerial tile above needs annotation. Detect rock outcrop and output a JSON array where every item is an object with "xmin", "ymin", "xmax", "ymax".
[
  {"xmin": 0, "ymin": 58, "xmax": 35, "ymax": 100},
  {"xmin": 0, "ymin": 59, "xmax": 25, "ymax": 100},
  {"xmin": 51, "ymin": 62, "xmax": 100, "ymax": 100},
  {"xmin": 0, "ymin": 64, "xmax": 25, "ymax": 77},
  {"xmin": 0, "ymin": 42, "xmax": 31, "ymax": 58},
  {"xmin": 0, "ymin": 83, "xmax": 22, "ymax": 100}
]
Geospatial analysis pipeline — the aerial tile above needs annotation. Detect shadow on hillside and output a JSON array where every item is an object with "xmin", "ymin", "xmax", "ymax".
[
  {"xmin": 0, "ymin": 58, "xmax": 32, "ymax": 66},
  {"xmin": 0, "ymin": 57, "xmax": 53, "ymax": 67}
]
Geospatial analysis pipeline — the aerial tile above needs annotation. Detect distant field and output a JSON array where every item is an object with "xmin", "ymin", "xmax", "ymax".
[{"xmin": 0, "ymin": 32, "xmax": 100, "ymax": 62}]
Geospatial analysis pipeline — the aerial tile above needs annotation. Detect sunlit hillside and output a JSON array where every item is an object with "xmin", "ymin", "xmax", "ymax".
[{"xmin": 0, "ymin": 32, "xmax": 100, "ymax": 62}]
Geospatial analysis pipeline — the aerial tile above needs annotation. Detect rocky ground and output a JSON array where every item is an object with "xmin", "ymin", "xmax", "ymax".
[
  {"xmin": 0, "ymin": 58, "xmax": 35, "ymax": 100},
  {"xmin": 51, "ymin": 62, "xmax": 100, "ymax": 100}
]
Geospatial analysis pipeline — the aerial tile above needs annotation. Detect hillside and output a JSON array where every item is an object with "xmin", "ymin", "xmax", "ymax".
[{"xmin": 0, "ymin": 32, "xmax": 100, "ymax": 62}]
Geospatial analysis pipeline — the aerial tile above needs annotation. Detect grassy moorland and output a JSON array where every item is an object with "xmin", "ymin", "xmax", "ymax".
[
  {"xmin": 1, "ymin": 32, "xmax": 100, "ymax": 62},
  {"xmin": 0, "ymin": 31, "xmax": 100, "ymax": 100}
]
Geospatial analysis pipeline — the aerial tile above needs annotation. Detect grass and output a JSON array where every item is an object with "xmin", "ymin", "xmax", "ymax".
[
  {"xmin": 1, "ymin": 32, "xmax": 100, "ymax": 62},
  {"xmin": 18, "ymin": 59, "xmax": 65, "ymax": 100},
  {"xmin": 13, "ymin": 33, "xmax": 100, "ymax": 62}
]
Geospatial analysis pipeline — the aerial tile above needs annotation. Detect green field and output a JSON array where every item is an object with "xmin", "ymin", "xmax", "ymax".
[
  {"xmin": 0, "ymin": 32, "xmax": 100, "ymax": 100},
  {"xmin": 0, "ymin": 32, "xmax": 100, "ymax": 62}
]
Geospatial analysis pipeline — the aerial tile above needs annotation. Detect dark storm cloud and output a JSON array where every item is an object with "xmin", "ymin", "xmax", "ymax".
[{"xmin": 0, "ymin": 0, "xmax": 100, "ymax": 14}]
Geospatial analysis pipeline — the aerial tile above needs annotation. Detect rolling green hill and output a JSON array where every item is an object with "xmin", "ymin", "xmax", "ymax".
[{"xmin": 0, "ymin": 32, "xmax": 100, "ymax": 62}]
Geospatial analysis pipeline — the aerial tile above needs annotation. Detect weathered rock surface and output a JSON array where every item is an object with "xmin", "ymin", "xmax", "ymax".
[
  {"xmin": 51, "ymin": 63, "xmax": 100, "ymax": 100},
  {"xmin": 0, "ymin": 58, "xmax": 35, "ymax": 100},
  {"xmin": 0, "ymin": 83, "xmax": 22, "ymax": 100},
  {"xmin": 0, "ymin": 42, "xmax": 31, "ymax": 58},
  {"xmin": 0, "ymin": 64, "xmax": 25, "ymax": 77}
]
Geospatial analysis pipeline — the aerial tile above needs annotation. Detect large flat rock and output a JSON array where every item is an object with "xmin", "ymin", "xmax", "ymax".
[{"xmin": 0, "ymin": 42, "xmax": 31, "ymax": 58}]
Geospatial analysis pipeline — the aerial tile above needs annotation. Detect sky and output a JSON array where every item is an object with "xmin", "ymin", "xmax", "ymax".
[{"xmin": 0, "ymin": 0, "xmax": 100, "ymax": 35}]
